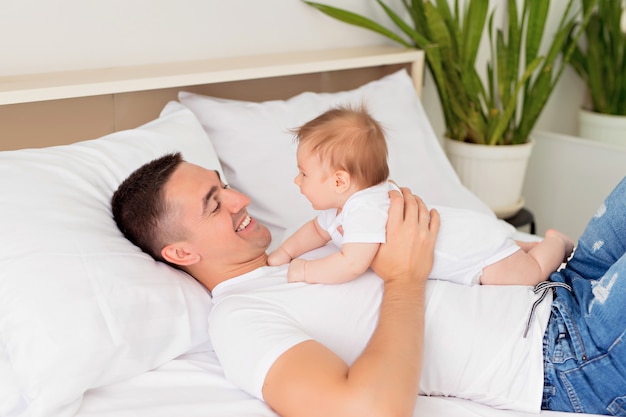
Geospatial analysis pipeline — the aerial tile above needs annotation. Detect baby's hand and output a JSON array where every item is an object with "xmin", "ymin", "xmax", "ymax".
[
  {"xmin": 267, "ymin": 247, "xmax": 292, "ymax": 266},
  {"xmin": 287, "ymin": 259, "xmax": 306, "ymax": 282}
]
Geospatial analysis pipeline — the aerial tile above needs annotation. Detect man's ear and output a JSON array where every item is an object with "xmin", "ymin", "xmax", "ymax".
[
  {"xmin": 161, "ymin": 243, "xmax": 201, "ymax": 266},
  {"xmin": 334, "ymin": 170, "xmax": 351, "ymax": 193}
]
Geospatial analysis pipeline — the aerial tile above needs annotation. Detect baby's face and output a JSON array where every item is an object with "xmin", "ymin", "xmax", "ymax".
[{"xmin": 294, "ymin": 146, "xmax": 337, "ymax": 210}]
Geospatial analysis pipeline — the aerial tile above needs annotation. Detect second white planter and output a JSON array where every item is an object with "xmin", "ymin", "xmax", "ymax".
[
  {"xmin": 444, "ymin": 138, "xmax": 534, "ymax": 218},
  {"xmin": 579, "ymin": 109, "xmax": 626, "ymax": 147}
]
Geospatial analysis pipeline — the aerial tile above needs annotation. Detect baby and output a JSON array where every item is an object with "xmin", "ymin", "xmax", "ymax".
[{"xmin": 267, "ymin": 105, "xmax": 574, "ymax": 286}]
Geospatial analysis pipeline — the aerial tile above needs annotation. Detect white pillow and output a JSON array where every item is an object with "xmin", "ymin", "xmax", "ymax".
[
  {"xmin": 0, "ymin": 341, "xmax": 26, "ymax": 417},
  {"xmin": 179, "ymin": 70, "xmax": 491, "ymax": 248},
  {"xmin": 0, "ymin": 102, "xmax": 220, "ymax": 417}
]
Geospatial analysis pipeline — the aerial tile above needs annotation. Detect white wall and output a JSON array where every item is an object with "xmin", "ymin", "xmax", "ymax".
[
  {"xmin": 3, "ymin": 0, "xmax": 615, "ymax": 238},
  {"xmin": 524, "ymin": 131, "xmax": 626, "ymax": 240},
  {"xmin": 0, "ymin": 0, "xmax": 583, "ymax": 136},
  {"xmin": 0, "ymin": 0, "xmax": 397, "ymax": 76}
]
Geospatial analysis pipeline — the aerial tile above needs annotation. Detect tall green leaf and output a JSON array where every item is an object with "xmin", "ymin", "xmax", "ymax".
[
  {"xmin": 375, "ymin": 0, "xmax": 430, "ymax": 48},
  {"xmin": 490, "ymin": 57, "xmax": 543, "ymax": 145},
  {"xmin": 304, "ymin": 2, "xmax": 412, "ymax": 47},
  {"xmin": 305, "ymin": 0, "xmax": 596, "ymax": 143},
  {"xmin": 460, "ymin": 0, "xmax": 489, "ymax": 71},
  {"xmin": 524, "ymin": 0, "xmax": 549, "ymax": 65},
  {"xmin": 565, "ymin": 0, "xmax": 624, "ymax": 115}
]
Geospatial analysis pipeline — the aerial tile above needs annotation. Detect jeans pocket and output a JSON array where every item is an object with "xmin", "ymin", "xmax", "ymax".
[{"xmin": 559, "ymin": 346, "xmax": 626, "ymax": 415}]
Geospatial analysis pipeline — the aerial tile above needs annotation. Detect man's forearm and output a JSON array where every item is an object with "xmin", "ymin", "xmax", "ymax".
[
  {"xmin": 347, "ymin": 278, "xmax": 425, "ymax": 417},
  {"xmin": 264, "ymin": 190, "xmax": 437, "ymax": 417},
  {"xmin": 348, "ymin": 190, "xmax": 436, "ymax": 417}
]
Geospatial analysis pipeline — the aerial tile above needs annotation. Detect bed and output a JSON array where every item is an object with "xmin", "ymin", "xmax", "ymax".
[{"xmin": 0, "ymin": 46, "xmax": 601, "ymax": 417}]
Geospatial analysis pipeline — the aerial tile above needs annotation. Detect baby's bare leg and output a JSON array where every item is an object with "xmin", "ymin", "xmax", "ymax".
[
  {"xmin": 515, "ymin": 240, "xmax": 539, "ymax": 252},
  {"xmin": 543, "ymin": 229, "xmax": 575, "ymax": 262},
  {"xmin": 481, "ymin": 231, "xmax": 575, "ymax": 286}
]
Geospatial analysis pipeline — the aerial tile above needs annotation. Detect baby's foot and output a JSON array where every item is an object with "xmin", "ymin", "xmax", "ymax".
[{"xmin": 546, "ymin": 229, "xmax": 575, "ymax": 261}]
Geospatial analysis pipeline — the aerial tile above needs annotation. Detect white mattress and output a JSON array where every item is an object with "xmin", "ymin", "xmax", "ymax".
[{"xmin": 76, "ymin": 349, "xmax": 601, "ymax": 417}]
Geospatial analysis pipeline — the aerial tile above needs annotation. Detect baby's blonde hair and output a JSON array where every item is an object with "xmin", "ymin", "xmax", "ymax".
[{"xmin": 294, "ymin": 105, "xmax": 389, "ymax": 189}]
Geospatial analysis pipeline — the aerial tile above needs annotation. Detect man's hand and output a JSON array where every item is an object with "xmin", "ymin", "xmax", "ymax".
[{"xmin": 371, "ymin": 187, "xmax": 440, "ymax": 286}]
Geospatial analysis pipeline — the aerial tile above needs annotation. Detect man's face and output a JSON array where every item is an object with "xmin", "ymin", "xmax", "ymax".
[{"xmin": 164, "ymin": 162, "xmax": 271, "ymax": 268}]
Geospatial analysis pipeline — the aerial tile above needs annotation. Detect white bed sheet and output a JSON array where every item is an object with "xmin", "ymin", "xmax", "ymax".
[
  {"xmin": 77, "ymin": 350, "xmax": 275, "ymax": 417},
  {"xmin": 77, "ymin": 349, "xmax": 601, "ymax": 417}
]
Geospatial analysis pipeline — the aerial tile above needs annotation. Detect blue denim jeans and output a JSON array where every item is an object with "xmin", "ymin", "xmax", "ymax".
[{"xmin": 542, "ymin": 177, "xmax": 626, "ymax": 415}]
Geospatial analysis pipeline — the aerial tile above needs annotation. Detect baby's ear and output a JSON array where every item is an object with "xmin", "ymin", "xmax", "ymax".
[{"xmin": 334, "ymin": 170, "xmax": 351, "ymax": 193}]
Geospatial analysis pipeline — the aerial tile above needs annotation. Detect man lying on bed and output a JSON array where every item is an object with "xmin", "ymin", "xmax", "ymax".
[{"xmin": 111, "ymin": 153, "xmax": 626, "ymax": 417}]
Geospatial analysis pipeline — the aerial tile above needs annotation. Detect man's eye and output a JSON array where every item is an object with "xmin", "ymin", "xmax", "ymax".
[{"xmin": 209, "ymin": 184, "xmax": 230, "ymax": 214}]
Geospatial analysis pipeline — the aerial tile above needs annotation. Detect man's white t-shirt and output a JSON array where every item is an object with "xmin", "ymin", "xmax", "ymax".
[
  {"xmin": 317, "ymin": 182, "xmax": 520, "ymax": 285},
  {"xmin": 209, "ymin": 246, "xmax": 552, "ymax": 413}
]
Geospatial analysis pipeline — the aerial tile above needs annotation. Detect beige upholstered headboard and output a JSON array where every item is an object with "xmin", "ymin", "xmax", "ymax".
[{"xmin": 0, "ymin": 46, "xmax": 424, "ymax": 151}]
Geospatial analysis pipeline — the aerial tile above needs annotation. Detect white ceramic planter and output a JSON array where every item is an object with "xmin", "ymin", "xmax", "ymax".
[
  {"xmin": 579, "ymin": 109, "xmax": 626, "ymax": 146},
  {"xmin": 444, "ymin": 138, "xmax": 534, "ymax": 218}
]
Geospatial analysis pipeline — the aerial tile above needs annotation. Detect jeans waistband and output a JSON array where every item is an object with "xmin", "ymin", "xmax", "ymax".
[{"xmin": 523, "ymin": 281, "xmax": 572, "ymax": 338}]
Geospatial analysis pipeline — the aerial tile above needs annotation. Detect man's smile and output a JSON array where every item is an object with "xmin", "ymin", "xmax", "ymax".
[{"xmin": 236, "ymin": 214, "xmax": 252, "ymax": 232}]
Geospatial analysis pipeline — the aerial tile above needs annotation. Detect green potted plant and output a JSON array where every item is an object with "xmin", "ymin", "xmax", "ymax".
[
  {"xmin": 305, "ymin": 0, "xmax": 594, "ymax": 217},
  {"xmin": 566, "ymin": 0, "xmax": 626, "ymax": 146}
]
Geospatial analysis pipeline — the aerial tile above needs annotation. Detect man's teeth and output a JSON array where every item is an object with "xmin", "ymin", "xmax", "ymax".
[{"xmin": 236, "ymin": 215, "xmax": 251, "ymax": 232}]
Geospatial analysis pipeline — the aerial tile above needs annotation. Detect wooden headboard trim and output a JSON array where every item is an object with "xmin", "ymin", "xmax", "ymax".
[{"xmin": 0, "ymin": 46, "xmax": 424, "ymax": 106}]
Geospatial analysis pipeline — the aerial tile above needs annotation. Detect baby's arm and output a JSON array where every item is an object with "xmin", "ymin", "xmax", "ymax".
[
  {"xmin": 267, "ymin": 218, "xmax": 330, "ymax": 266},
  {"xmin": 288, "ymin": 242, "xmax": 380, "ymax": 284}
]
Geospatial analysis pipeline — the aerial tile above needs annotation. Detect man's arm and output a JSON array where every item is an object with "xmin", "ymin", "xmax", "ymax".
[{"xmin": 262, "ymin": 188, "xmax": 440, "ymax": 417}]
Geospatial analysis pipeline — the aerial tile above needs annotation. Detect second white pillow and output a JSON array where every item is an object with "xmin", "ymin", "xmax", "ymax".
[{"xmin": 179, "ymin": 70, "xmax": 491, "ymax": 248}]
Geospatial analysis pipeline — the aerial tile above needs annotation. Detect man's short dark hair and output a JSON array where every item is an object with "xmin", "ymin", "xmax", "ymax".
[{"xmin": 111, "ymin": 152, "xmax": 183, "ymax": 264}]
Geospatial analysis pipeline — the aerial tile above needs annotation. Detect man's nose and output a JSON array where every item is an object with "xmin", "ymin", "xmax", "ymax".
[{"xmin": 224, "ymin": 188, "xmax": 250, "ymax": 212}]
